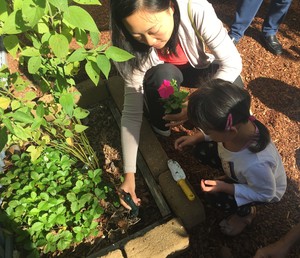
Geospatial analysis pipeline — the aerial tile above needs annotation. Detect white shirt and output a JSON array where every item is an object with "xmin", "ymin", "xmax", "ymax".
[{"xmin": 218, "ymin": 141, "xmax": 287, "ymax": 206}]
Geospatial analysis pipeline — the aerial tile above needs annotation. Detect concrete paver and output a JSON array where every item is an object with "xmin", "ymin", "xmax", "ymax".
[{"xmin": 124, "ymin": 218, "xmax": 189, "ymax": 258}]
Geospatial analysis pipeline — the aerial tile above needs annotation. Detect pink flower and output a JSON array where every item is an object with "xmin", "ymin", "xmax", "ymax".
[{"xmin": 158, "ymin": 80, "xmax": 174, "ymax": 99}]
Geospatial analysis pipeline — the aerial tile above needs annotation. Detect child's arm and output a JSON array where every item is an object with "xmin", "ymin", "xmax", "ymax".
[
  {"xmin": 174, "ymin": 131, "xmax": 205, "ymax": 151},
  {"xmin": 254, "ymin": 222, "xmax": 300, "ymax": 258}
]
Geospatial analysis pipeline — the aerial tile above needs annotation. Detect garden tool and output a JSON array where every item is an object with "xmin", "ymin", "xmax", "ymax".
[
  {"xmin": 168, "ymin": 159, "xmax": 195, "ymax": 201},
  {"xmin": 120, "ymin": 189, "xmax": 139, "ymax": 218}
]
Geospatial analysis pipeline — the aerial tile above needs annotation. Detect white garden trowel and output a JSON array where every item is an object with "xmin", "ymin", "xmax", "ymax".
[{"xmin": 168, "ymin": 159, "xmax": 195, "ymax": 201}]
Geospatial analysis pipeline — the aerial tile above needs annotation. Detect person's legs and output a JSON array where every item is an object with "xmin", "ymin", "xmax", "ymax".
[
  {"xmin": 229, "ymin": 0, "xmax": 263, "ymax": 42},
  {"xmin": 143, "ymin": 63, "xmax": 183, "ymax": 135},
  {"xmin": 261, "ymin": 0, "xmax": 292, "ymax": 55},
  {"xmin": 262, "ymin": 0, "xmax": 292, "ymax": 36}
]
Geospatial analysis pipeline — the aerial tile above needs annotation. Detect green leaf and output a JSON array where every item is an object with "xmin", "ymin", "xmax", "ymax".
[
  {"xmin": 24, "ymin": 91, "xmax": 37, "ymax": 101},
  {"xmin": 59, "ymin": 93, "xmax": 74, "ymax": 117},
  {"xmin": 0, "ymin": 96, "xmax": 10, "ymax": 109},
  {"xmin": 85, "ymin": 60, "xmax": 100, "ymax": 86},
  {"xmin": 74, "ymin": 124, "xmax": 88, "ymax": 133},
  {"xmin": 105, "ymin": 46, "xmax": 135, "ymax": 62},
  {"xmin": 22, "ymin": 0, "xmax": 45, "ymax": 27},
  {"xmin": 96, "ymin": 54, "xmax": 111, "ymax": 79},
  {"xmin": 74, "ymin": 107, "xmax": 89, "ymax": 119},
  {"xmin": 75, "ymin": 231, "xmax": 84, "ymax": 242},
  {"xmin": 67, "ymin": 48, "xmax": 88, "ymax": 63},
  {"xmin": 90, "ymin": 31, "xmax": 100, "ymax": 47},
  {"xmin": 48, "ymin": 0, "xmax": 68, "ymax": 11},
  {"xmin": 8, "ymin": 200, "xmax": 20, "ymax": 208},
  {"xmin": 29, "ymin": 208, "xmax": 40, "ymax": 216},
  {"xmin": 57, "ymin": 231, "xmax": 72, "ymax": 251},
  {"xmin": 30, "ymin": 171, "xmax": 40, "ymax": 181},
  {"xmin": 66, "ymin": 192, "xmax": 77, "ymax": 202},
  {"xmin": 71, "ymin": 202, "xmax": 79, "ymax": 213},
  {"xmin": 28, "ymin": 56, "xmax": 42, "ymax": 74},
  {"xmin": 2, "ymin": 10, "xmax": 30, "ymax": 34},
  {"xmin": 21, "ymin": 47, "xmax": 40, "ymax": 57},
  {"xmin": 11, "ymin": 110, "xmax": 34, "ymax": 123},
  {"xmin": 56, "ymin": 214, "xmax": 66, "ymax": 225},
  {"xmin": 63, "ymin": 6, "xmax": 99, "ymax": 33},
  {"xmin": 11, "ymin": 182, "xmax": 21, "ymax": 190},
  {"xmin": 74, "ymin": 28, "xmax": 88, "ymax": 46},
  {"xmin": 49, "ymin": 34, "xmax": 69, "ymax": 59},
  {"xmin": 38, "ymin": 201, "xmax": 50, "ymax": 211},
  {"xmin": 2, "ymin": 118, "xmax": 14, "ymax": 133},
  {"xmin": 3, "ymin": 35, "xmax": 20, "ymax": 58},
  {"xmin": 36, "ymin": 104, "xmax": 45, "ymax": 118},
  {"xmin": 11, "ymin": 100, "xmax": 21, "ymax": 110},
  {"xmin": 31, "ymin": 222, "xmax": 44, "ymax": 232},
  {"xmin": 0, "ymin": 127, "xmax": 8, "ymax": 152}
]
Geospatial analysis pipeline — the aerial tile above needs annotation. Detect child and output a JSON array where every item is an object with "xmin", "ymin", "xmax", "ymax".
[{"xmin": 175, "ymin": 79, "xmax": 287, "ymax": 236}]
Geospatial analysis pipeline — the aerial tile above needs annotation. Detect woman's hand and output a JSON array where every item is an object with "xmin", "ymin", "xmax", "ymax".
[
  {"xmin": 118, "ymin": 173, "xmax": 141, "ymax": 210},
  {"xmin": 201, "ymin": 179, "xmax": 234, "ymax": 195},
  {"xmin": 163, "ymin": 106, "xmax": 188, "ymax": 128}
]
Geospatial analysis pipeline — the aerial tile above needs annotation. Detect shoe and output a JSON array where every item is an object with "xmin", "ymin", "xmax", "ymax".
[
  {"xmin": 152, "ymin": 125, "xmax": 171, "ymax": 137},
  {"xmin": 261, "ymin": 34, "xmax": 283, "ymax": 55},
  {"xmin": 219, "ymin": 206, "xmax": 256, "ymax": 236}
]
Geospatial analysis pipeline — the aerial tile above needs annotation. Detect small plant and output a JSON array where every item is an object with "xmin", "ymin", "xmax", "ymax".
[
  {"xmin": 158, "ymin": 79, "xmax": 188, "ymax": 114},
  {"xmin": 0, "ymin": 147, "xmax": 115, "ymax": 256}
]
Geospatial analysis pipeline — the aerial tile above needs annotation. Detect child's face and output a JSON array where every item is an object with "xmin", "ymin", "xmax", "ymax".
[{"xmin": 122, "ymin": 7, "xmax": 174, "ymax": 49}]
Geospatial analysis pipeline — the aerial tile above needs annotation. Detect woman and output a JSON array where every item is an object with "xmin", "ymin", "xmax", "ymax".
[{"xmin": 110, "ymin": 0, "xmax": 243, "ymax": 208}]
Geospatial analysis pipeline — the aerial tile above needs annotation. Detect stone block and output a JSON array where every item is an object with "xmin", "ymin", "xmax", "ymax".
[{"xmin": 124, "ymin": 218, "xmax": 189, "ymax": 258}]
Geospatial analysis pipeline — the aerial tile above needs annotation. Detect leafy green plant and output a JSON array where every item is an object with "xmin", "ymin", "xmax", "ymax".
[
  {"xmin": 0, "ymin": 147, "xmax": 114, "ymax": 256},
  {"xmin": 0, "ymin": 0, "xmax": 134, "ymax": 163}
]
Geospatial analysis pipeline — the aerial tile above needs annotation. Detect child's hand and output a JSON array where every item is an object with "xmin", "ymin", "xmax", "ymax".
[
  {"xmin": 201, "ymin": 179, "xmax": 219, "ymax": 192},
  {"xmin": 201, "ymin": 179, "xmax": 234, "ymax": 195},
  {"xmin": 174, "ymin": 135, "xmax": 197, "ymax": 151}
]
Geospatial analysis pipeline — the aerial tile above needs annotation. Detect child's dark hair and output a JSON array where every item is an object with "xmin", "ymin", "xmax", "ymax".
[
  {"xmin": 188, "ymin": 79, "xmax": 270, "ymax": 153},
  {"xmin": 110, "ymin": 0, "xmax": 180, "ymax": 76}
]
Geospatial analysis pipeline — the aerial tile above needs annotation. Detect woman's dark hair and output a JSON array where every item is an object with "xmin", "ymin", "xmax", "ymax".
[
  {"xmin": 188, "ymin": 79, "xmax": 270, "ymax": 153},
  {"xmin": 110, "ymin": 0, "xmax": 180, "ymax": 76}
]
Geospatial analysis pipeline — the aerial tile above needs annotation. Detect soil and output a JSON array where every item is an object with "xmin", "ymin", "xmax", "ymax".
[{"xmin": 3, "ymin": 0, "xmax": 300, "ymax": 257}]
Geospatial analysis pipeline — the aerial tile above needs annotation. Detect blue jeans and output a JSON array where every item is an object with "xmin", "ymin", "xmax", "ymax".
[{"xmin": 229, "ymin": 0, "xmax": 292, "ymax": 41}]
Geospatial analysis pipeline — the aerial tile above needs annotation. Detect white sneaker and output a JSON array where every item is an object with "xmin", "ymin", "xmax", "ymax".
[{"xmin": 152, "ymin": 126, "xmax": 171, "ymax": 137}]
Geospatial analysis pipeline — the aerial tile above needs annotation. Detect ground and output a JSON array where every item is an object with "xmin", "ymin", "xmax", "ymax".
[
  {"xmin": 95, "ymin": 0, "xmax": 300, "ymax": 257},
  {"xmin": 4, "ymin": 0, "xmax": 300, "ymax": 257}
]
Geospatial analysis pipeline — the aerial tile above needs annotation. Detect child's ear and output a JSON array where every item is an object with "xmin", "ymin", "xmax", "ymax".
[{"xmin": 229, "ymin": 126, "xmax": 238, "ymax": 135}]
